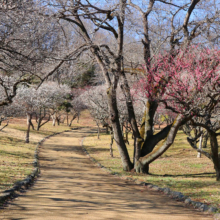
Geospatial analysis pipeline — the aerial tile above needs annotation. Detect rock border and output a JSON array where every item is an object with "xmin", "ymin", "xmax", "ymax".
[
  {"xmin": 81, "ymin": 138, "xmax": 219, "ymax": 218},
  {"xmin": 0, "ymin": 128, "xmax": 75, "ymax": 207}
]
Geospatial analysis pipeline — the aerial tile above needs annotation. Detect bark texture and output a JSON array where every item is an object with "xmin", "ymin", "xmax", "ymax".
[{"xmin": 135, "ymin": 114, "xmax": 185, "ymax": 173}]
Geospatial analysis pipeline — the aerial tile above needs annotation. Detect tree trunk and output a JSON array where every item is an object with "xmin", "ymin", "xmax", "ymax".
[
  {"xmin": 120, "ymin": 72, "xmax": 142, "ymax": 166},
  {"xmin": 69, "ymin": 113, "xmax": 77, "ymax": 127},
  {"xmin": 110, "ymin": 130, "xmax": 114, "ymax": 157},
  {"xmin": 36, "ymin": 112, "xmax": 50, "ymax": 131},
  {"xmin": 141, "ymin": 101, "xmax": 158, "ymax": 149},
  {"xmin": 56, "ymin": 116, "xmax": 60, "ymax": 125},
  {"xmin": 52, "ymin": 113, "xmax": 56, "ymax": 126},
  {"xmin": 66, "ymin": 113, "xmax": 69, "ymax": 125},
  {"xmin": 142, "ymin": 12, "xmax": 152, "ymax": 69},
  {"xmin": 203, "ymin": 132, "xmax": 208, "ymax": 148},
  {"xmin": 77, "ymin": 113, "xmax": 80, "ymax": 123},
  {"xmin": 52, "ymin": 118, "xmax": 56, "ymax": 126},
  {"xmin": 125, "ymin": 125, "xmax": 129, "ymax": 145},
  {"xmin": 69, "ymin": 8, "xmax": 132, "ymax": 171},
  {"xmin": 141, "ymin": 124, "xmax": 172, "ymax": 156},
  {"xmin": 0, "ymin": 120, "xmax": 9, "ymax": 132},
  {"xmin": 209, "ymin": 131, "xmax": 220, "ymax": 181},
  {"xmin": 26, "ymin": 113, "xmax": 32, "ymax": 143},
  {"xmin": 96, "ymin": 121, "xmax": 100, "ymax": 139},
  {"xmin": 30, "ymin": 120, "xmax": 34, "ymax": 130},
  {"xmin": 216, "ymin": 168, "xmax": 220, "ymax": 181},
  {"xmin": 107, "ymin": 86, "xmax": 132, "ymax": 171},
  {"xmin": 197, "ymin": 133, "xmax": 203, "ymax": 158},
  {"xmin": 135, "ymin": 114, "xmax": 185, "ymax": 173},
  {"xmin": 138, "ymin": 101, "xmax": 158, "ymax": 173},
  {"xmin": 37, "ymin": 118, "xmax": 41, "ymax": 131}
]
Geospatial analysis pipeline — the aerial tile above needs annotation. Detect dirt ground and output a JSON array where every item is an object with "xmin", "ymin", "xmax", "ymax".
[{"xmin": 1, "ymin": 127, "xmax": 213, "ymax": 220}]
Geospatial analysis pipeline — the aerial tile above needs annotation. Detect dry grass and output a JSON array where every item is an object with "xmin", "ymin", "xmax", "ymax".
[
  {"xmin": 0, "ymin": 114, "xmax": 87, "ymax": 193},
  {"xmin": 0, "ymin": 110, "xmax": 96, "ymax": 192},
  {"xmin": 83, "ymin": 129, "xmax": 220, "ymax": 210}
]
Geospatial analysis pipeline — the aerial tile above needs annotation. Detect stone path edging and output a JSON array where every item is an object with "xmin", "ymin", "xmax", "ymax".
[
  {"xmin": 81, "ymin": 136, "xmax": 219, "ymax": 217},
  {"xmin": 0, "ymin": 128, "xmax": 74, "ymax": 207}
]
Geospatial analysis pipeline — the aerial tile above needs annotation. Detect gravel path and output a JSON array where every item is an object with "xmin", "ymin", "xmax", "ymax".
[{"xmin": 1, "ymin": 128, "xmax": 213, "ymax": 220}]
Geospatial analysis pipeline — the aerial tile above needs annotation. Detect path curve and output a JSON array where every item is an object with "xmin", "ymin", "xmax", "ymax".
[{"xmin": 1, "ymin": 128, "xmax": 212, "ymax": 220}]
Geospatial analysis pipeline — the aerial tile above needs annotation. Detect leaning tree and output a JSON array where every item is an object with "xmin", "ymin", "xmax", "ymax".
[{"xmin": 133, "ymin": 47, "xmax": 220, "ymax": 179}]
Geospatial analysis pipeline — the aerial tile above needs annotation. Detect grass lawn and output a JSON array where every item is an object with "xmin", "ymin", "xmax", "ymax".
[{"xmin": 83, "ymin": 129, "xmax": 220, "ymax": 210}]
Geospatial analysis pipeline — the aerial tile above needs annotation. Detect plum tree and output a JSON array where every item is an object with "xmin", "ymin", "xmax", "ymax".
[{"xmin": 37, "ymin": 0, "xmax": 220, "ymax": 174}]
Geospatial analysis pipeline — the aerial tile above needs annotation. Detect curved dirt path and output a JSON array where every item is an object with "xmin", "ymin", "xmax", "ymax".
[{"xmin": 1, "ymin": 128, "xmax": 212, "ymax": 220}]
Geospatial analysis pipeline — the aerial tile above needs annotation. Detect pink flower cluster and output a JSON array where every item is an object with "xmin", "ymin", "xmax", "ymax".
[{"xmin": 134, "ymin": 46, "xmax": 220, "ymax": 115}]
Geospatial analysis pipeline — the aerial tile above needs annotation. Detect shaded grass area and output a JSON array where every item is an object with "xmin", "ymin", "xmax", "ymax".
[{"xmin": 83, "ymin": 131, "xmax": 220, "ymax": 210}]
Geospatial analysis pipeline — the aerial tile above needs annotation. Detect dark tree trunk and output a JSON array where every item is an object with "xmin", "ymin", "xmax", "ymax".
[
  {"xmin": 216, "ymin": 169, "xmax": 220, "ymax": 181},
  {"xmin": 136, "ymin": 101, "xmax": 158, "ymax": 173},
  {"xmin": 110, "ymin": 130, "xmax": 114, "ymax": 157},
  {"xmin": 209, "ymin": 131, "xmax": 220, "ymax": 181},
  {"xmin": 26, "ymin": 113, "xmax": 32, "ymax": 143},
  {"xmin": 56, "ymin": 116, "xmax": 60, "ymax": 125},
  {"xmin": 66, "ymin": 113, "xmax": 69, "ymax": 125},
  {"xmin": 69, "ymin": 113, "xmax": 77, "ymax": 127},
  {"xmin": 120, "ymin": 72, "xmax": 142, "ymax": 166},
  {"xmin": 77, "ymin": 113, "xmax": 80, "ymax": 123},
  {"xmin": 0, "ymin": 120, "xmax": 9, "ymax": 132},
  {"xmin": 135, "ymin": 114, "xmax": 185, "ymax": 173},
  {"xmin": 36, "ymin": 110, "xmax": 50, "ymax": 131},
  {"xmin": 96, "ymin": 121, "xmax": 100, "ymax": 139},
  {"xmin": 141, "ymin": 124, "xmax": 172, "ymax": 156},
  {"xmin": 107, "ymin": 85, "xmax": 132, "ymax": 171},
  {"xmin": 29, "ymin": 119, "xmax": 34, "ymax": 130},
  {"xmin": 37, "ymin": 118, "xmax": 41, "ymax": 131}
]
